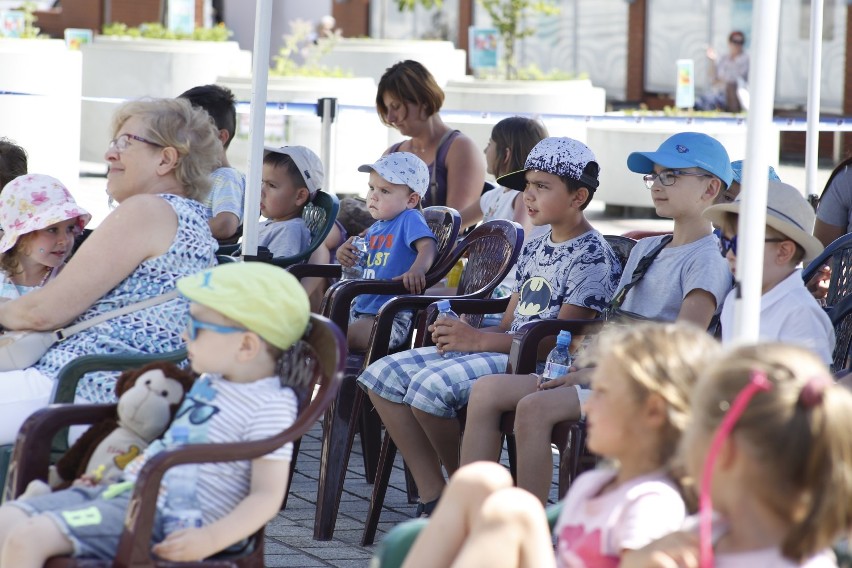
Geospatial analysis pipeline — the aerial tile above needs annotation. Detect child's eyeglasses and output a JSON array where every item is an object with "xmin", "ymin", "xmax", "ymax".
[
  {"xmin": 642, "ymin": 169, "xmax": 712, "ymax": 189},
  {"xmin": 186, "ymin": 316, "xmax": 246, "ymax": 341},
  {"xmin": 718, "ymin": 234, "xmax": 788, "ymax": 257},
  {"xmin": 107, "ymin": 133, "xmax": 164, "ymax": 153}
]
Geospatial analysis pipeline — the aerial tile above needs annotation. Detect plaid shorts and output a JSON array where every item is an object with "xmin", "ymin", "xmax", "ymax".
[
  {"xmin": 349, "ymin": 307, "xmax": 414, "ymax": 350},
  {"xmin": 357, "ymin": 346, "xmax": 508, "ymax": 418}
]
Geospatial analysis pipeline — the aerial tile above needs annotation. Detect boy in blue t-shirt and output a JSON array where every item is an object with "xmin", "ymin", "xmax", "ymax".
[{"xmin": 336, "ymin": 152, "xmax": 438, "ymax": 351}]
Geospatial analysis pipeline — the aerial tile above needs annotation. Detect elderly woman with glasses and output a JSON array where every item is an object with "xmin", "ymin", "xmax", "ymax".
[{"xmin": 0, "ymin": 97, "xmax": 220, "ymax": 444}]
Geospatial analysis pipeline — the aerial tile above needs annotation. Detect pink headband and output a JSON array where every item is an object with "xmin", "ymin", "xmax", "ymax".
[
  {"xmin": 799, "ymin": 375, "xmax": 832, "ymax": 408},
  {"xmin": 699, "ymin": 370, "xmax": 772, "ymax": 568}
]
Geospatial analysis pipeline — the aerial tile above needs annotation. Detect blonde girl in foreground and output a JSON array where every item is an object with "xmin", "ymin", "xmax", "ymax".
[
  {"xmin": 402, "ymin": 322, "xmax": 720, "ymax": 568},
  {"xmin": 628, "ymin": 344, "xmax": 852, "ymax": 567}
]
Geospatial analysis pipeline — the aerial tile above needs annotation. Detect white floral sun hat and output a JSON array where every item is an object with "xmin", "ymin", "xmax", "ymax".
[
  {"xmin": 358, "ymin": 152, "xmax": 430, "ymax": 198},
  {"xmin": 0, "ymin": 174, "xmax": 92, "ymax": 253}
]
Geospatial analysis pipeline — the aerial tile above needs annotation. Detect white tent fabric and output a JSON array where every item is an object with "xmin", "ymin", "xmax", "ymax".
[{"xmin": 731, "ymin": 0, "xmax": 782, "ymax": 342}]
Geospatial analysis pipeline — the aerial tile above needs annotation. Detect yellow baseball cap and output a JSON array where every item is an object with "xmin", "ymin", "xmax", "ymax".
[{"xmin": 177, "ymin": 262, "xmax": 310, "ymax": 351}]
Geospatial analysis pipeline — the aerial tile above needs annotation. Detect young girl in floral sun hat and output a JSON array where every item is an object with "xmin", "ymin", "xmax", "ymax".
[{"xmin": 0, "ymin": 174, "xmax": 91, "ymax": 300}]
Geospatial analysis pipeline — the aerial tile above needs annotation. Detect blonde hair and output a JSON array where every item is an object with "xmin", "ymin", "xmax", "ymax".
[
  {"xmin": 111, "ymin": 98, "xmax": 220, "ymax": 202},
  {"xmin": 692, "ymin": 344, "xmax": 852, "ymax": 561},
  {"xmin": 591, "ymin": 322, "xmax": 721, "ymax": 468},
  {"xmin": 0, "ymin": 232, "xmax": 35, "ymax": 278}
]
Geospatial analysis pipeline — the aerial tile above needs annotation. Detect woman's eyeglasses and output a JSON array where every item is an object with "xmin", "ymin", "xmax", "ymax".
[
  {"xmin": 718, "ymin": 234, "xmax": 788, "ymax": 257},
  {"xmin": 107, "ymin": 133, "xmax": 163, "ymax": 153},
  {"xmin": 642, "ymin": 169, "xmax": 712, "ymax": 189},
  {"xmin": 186, "ymin": 316, "xmax": 246, "ymax": 341}
]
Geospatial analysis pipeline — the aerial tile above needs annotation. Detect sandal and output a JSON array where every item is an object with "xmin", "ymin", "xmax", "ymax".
[{"xmin": 415, "ymin": 498, "xmax": 439, "ymax": 518}]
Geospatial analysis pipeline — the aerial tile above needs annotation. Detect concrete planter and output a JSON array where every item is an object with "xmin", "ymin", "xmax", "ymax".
[
  {"xmin": 586, "ymin": 121, "xmax": 780, "ymax": 208},
  {"xmin": 217, "ymin": 75, "xmax": 383, "ymax": 195},
  {"xmin": 80, "ymin": 37, "xmax": 251, "ymax": 164},
  {"xmin": 440, "ymin": 77, "xmax": 608, "ymax": 159},
  {"xmin": 317, "ymin": 39, "xmax": 466, "ymax": 88},
  {"xmin": 0, "ymin": 39, "xmax": 81, "ymax": 189}
]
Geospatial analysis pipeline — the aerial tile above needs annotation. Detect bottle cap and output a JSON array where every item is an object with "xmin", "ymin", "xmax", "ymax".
[
  {"xmin": 557, "ymin": 330, "xmax": 572, "ymax": 345},
  {"xmin": 437, "ymin": 299, "xmax": 451, "ymax": 311}
]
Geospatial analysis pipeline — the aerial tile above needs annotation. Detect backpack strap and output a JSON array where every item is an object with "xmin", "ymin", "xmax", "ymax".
[{"xmin": 606, "ymin": 235, "xmax": 674, "ymax": 311}]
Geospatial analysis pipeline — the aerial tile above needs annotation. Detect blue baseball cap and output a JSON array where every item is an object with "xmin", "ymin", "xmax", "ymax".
[
  {"xmin": 627, "ymin": 132, "xmax": 734, "ymax": 187},
  {"xmin": 730, "ymin": 160, "xmax": 781, "ymax": 184}
]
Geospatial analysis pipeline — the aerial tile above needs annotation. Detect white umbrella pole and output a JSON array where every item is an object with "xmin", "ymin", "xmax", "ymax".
[
  {"xmin": 805, "ymin": 0, "xmax": 824, "ymax": 199},
  {"xmin": 732, "ymin": 0, "xmax": 781, "ymax": 343},
  {"xmin": 241, "ymin": 0, "xmax": 273, "ymax": 258}
]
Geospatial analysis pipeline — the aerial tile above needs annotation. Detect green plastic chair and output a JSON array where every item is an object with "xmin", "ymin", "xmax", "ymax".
[
  {"xmin": 372, "ymin": 500, "xmax": 565, "ymax": 568},
  {"xmin": 1, "ymin": 349, "xmax": 187, "ymax": 502}
]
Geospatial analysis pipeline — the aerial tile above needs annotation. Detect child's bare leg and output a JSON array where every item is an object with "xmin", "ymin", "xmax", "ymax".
[
  {"xmin": 2, "ymin": 514, "xmax": 73, "ymax": 568},
  {"xmin": 451, "ymin": 487, "xmax": 556, "ymax": 568},
  {"xmin": 347, "ymin": 318, "xmax": 374, "ymax": 351},
  {"xmin": 0, "ymin": 505, "xmax": 28, "ymax": 553},
  {"xmin": 369, "ymin": 391, "xmax": 446, "ymax": 503},
  {"xmin": 411, "ymin": 409, "xmax": 461, "ymax": 476},
  {"xmin": 402, "ymin": 462, "xmax": 514, "ymax": 568},
  {"xmin": 515, "ymin": 387, "xmax": 581, "ymax": 503},
  {"xmin": 460, "ymin": 374, "xmax": 539, "ymax": 466}
]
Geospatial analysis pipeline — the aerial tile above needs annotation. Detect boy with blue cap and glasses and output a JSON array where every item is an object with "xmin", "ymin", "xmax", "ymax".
[
  {"xmin": 0, "ymin": 262, "xmax": 310, "ymax": 564},
  {"xmin": 615, "ymin": 131, "xmax": 734, "ymax": 326}
]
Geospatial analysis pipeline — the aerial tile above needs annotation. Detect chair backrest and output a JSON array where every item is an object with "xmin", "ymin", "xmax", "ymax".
[
  {"xmin": 603, "ymin": 234, "xmax": 637, "ymax": 270},
  {"xmin": 830, "ymin": 294, "xmax": 852, "ymax": 372},
  {"xmin": 802, "ymin": 232, "xmax": 852, "ymax": 311},
  {"xmin": 114, "ymin": 314, "xmax": 346, "ymax": 567},
  {"xmin": 423, "ymin": 206, "xmax": 461, "ymax": 269}
]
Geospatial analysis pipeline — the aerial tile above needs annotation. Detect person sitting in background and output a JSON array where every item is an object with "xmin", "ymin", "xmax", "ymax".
[
  {"xmin": 179, "ymin": 84, "xmax": 244, "ymax": 243},
  {"xmin": 696, "ymin": 30, "xmax": 749, "ymax": 112}
]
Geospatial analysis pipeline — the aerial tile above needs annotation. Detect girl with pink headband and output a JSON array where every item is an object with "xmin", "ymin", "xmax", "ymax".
[
  {"xmin": 0, "ymin": 174, "xmax": 91, "ymax": 299},
  {"xmin": 630, "ymin": 343, "xmax": 852, "ymax": 567}
]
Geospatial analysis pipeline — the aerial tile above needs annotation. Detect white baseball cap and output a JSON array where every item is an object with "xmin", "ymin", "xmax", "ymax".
[
  {"xmin": 358, "ymin": 152, "xmax": 430, "ymax": 198},
  {"xmin": 263, "ymin": 145, "xmax": 324, "ymax": 197}
]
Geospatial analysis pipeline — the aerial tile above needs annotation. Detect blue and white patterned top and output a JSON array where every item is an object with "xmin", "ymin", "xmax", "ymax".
[{"xmin": 34, "ymin": 194, "xmax": 217, "ymax": 403}]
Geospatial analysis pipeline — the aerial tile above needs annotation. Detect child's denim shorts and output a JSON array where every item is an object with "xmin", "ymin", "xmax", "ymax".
[
  {"xmin": 349, "ymin": 307, "xmax": 414, "ymax": 350},
  {"xmin": 11, "ymin": 484, "xmax": 165, "ymax": 560}
]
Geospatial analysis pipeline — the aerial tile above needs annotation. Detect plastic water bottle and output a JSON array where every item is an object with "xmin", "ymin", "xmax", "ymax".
[
  {"xmin": 341, "ymin": 237, "xmax": 368, "ymax": 280},
  {"xmin": 540, "ymin": 331, "xmax": 573, "ymax": 383},
  {"xmin": 436, "ymin": 299, "xmax": 460, "ymax": 358},
  {"xmin": 162, "ymin": 425, "xmax": 203, "ymax": 535}
]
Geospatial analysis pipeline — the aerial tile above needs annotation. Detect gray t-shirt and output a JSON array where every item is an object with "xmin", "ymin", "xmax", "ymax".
[
  {"xmin": 816, "ymin": 166, "xmax": 852, "ymax": 233},
  {"xmin": 257, "ymin": 217, "xmax": 311, "ymax": 258},
  {"xmin": 617, "ymin": 234, "xmax": 733, "ymax": 321}
]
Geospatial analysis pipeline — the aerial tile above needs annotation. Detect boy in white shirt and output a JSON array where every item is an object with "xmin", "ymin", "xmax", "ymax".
[{"xmin": 704, "ymin": 180, "xmax": 835, "ymax": 365}]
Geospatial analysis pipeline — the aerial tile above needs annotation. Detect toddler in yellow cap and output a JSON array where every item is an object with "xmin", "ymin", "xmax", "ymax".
[{"xmin": 0, "ymin": 262, "xmax": 311, "ymax": 564}]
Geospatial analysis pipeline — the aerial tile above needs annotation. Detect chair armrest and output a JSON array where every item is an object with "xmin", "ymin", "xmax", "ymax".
[
  {"xmin": 52, "ymin": 349, "xmax": 187, "ymax": 404},
  {"xmin": 506, "ymin": 319, "xmax": 605, "ymax": 375},
  {"xmin": 6, "ymin": 404, "xmax": 116, "ymax": 500},
  {"xmin": 287, "ymin": 263, "xmax": 342, "ymax": 281}
]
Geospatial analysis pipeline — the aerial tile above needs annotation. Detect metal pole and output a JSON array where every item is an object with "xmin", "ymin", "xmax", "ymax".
[
  {"xmin": 241, "ymin": 0, "xmax": 273, "ymax": 259},
  {"xmin": 731, "ymin": 0, "xmax": 781, "ymax": 343},
  {"xmin": 318, "ymin": 97, "xmax": 338, "ymax": 195},
  {"xmin": 805, "ymin": 0, "xmax": 824, "ymax": 198}
]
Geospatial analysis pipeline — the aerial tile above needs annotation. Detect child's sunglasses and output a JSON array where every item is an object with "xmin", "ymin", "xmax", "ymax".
[
  {"xmin": 718, "ymin": 234, "xmax": 787, "ymax": 257},
  {"xmin": 186, "ymin": 316, "xmax": 246, "ymax": 340}
]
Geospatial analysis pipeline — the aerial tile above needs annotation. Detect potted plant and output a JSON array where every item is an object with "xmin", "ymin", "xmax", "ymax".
[
  {"xmin": 0, "ymin": 2, "xmax": 82, "ymax": 186},
  {"xmin": 79, "ymin": 21, "xmax": 250, "ymax": 164}
]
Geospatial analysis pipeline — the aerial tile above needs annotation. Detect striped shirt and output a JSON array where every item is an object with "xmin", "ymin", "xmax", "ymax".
[{"xmin": 123, "ymin": 374, "xmax": 298, "ymax": 524}]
